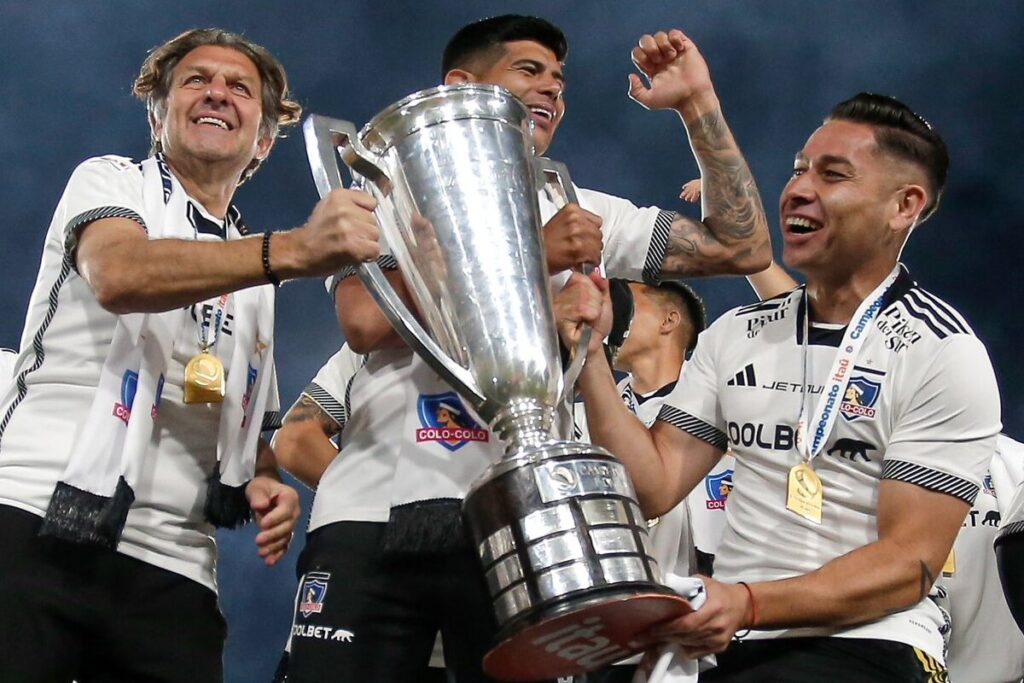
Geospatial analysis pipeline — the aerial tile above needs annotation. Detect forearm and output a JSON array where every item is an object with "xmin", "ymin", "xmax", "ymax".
[
  {"xmin": 272, "ymin": 421, "xmax": 339, "ymax": 491},
  {"xmin": 253, "ymin": 438, "xmax": 283, "ymax": 481},
  {"xmin": 661, "ymin": 95, "xmax": 771, "ymax": 278},
  {"xmin": 578, "ymin": 355, "xmax": 674, "ymax": 515},
  {"xmin": 749, "ymin": 537, "xmax": 945, "ymax": 630},
  {"xmin": 83, "ymin": 230, "xmax": 310, "ymax": 314}
]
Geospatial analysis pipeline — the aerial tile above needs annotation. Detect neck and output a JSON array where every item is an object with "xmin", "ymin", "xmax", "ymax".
[
  {"xmin": 162, "ymin": 154, "xmax": 242, "ymax": 218},
  {"xmin": 805, "ymin": 259, "xmax": 898, "ymax": 325},
  {"xmin": 621, "ymin": 347, "xmax": 685, "ymax": 394}
]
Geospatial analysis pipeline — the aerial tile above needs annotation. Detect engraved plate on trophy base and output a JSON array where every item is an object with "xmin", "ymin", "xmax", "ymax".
[{"xmin": 465, "ymin": 443, "xmax": 691, "ymax": 681}]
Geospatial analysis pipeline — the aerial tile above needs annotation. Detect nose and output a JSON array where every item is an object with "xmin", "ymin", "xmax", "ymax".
[
  {"xmin": 537, "ymin": 75, "xmax": 563, "ymax": 102},
  {"xmin": 204, "ymin": 77, "xmax": 230, "ymax": 105},
  {"xmin": 781, "ymin": 172, "xmax": 815, "ymax": 208}
]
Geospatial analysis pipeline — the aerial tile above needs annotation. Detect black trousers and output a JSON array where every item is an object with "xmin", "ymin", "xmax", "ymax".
[
  {"xmin": 284, "ymin": 520, "xmax": 578, "ymax": 683},
  {"xmin": 702, "ymin": 636, "xmax": 948, "ymax": 683},
  {"xmin": 0, "ymin": 505, "xmax": 225, "ymax": 683}
]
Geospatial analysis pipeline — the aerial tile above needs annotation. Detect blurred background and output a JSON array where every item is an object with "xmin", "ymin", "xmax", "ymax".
[{"xmin": 2, "ymin": 2, "xmax": 1021, "ymax": 680}]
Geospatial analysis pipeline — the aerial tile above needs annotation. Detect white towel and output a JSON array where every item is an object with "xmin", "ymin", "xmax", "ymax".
[{"xmin": 631, "ymin": 574, "xmax": 706, "ymax": 683}]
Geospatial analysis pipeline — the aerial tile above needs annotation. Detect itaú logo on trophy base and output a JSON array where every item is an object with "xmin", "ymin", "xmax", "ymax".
[
  {"xmin": 530, "ymin": 616, "xmax": 631, "ymax": 669},
  {"xmin": 416, "ymin": 392, "xmax": 489, "ymax": 452}
]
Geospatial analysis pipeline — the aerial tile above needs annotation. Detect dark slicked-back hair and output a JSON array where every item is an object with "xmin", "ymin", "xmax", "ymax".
[
  {"xmin": 133, "ymin": 28, "xmax": 302, "ymax": 184},
  {"xmin": 651, "ymin": 281, "xmax": 706, "ymax": 355},
  {"xmin": 827, "ymin": 93, "xmax": 949, "ymax": 223},
  {"xmin": 442, "ymin": 15, "xmax": 567, "ymax": 78}
]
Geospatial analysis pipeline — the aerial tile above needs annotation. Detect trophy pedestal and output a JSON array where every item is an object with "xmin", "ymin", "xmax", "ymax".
[
  {"xmin": 465, "ymin": 444, "xmax": 686, "ymax": 681},
  {"xmin": 484, "ymin": 589, "xmax": 692, "ymax": 681}
]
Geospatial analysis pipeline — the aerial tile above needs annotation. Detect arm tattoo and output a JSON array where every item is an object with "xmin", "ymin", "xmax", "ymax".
[
  {"xmin": 283, "ymin": 394, "xmax": 341, "ymax": 438},
  {"xmin": 661, "ymin": 108, "xmax": 769, "ymax": 279}
]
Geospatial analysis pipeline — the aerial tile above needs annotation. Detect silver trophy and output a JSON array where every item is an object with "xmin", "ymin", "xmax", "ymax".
[{"xmin": 303, "ymin": 84, "xmax": 690, "ymax": 682}]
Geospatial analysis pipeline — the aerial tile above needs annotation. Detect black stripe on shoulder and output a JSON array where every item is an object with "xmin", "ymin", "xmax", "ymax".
[
  {"xmin": 910, "ymin": 288, "xmax": 971, "ymax": 335},
  {"xmin": 881, "ymin": 460, "xmax": 979, "ymax": 505},
  {"xmin": 903, "ymin": 291, "xmax": 962, "ymax": 337},
  {"xmin": 330, "ymin": 254, "xmax": 399, "ymax": 295},
  {"xmin": 736, "ymin": 289, "xmax": 793, "ymax": 316},
  {"xmin": 655, "ymin": 405, "xmax": 728, "ymax": 451},
  {"xmin": 642, "ymin": 210, "xmax": 675, "ymax": 285},
  {"xmin": 893, "ymin": 300, "xmax": 948, "ymax": 340},
  {"xmin": 304, "ymin": 382, "xmax": 346, "ymax": 428}
]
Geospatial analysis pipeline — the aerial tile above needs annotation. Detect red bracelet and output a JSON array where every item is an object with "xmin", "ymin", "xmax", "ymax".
[{"xmin": 737, "ymin": 581, "xmax": 758, "ymax": 629}]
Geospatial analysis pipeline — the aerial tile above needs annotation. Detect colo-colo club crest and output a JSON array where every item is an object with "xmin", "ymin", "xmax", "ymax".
[
  {"xmin": 839, "ymin": 375, "xmax": 881, "ymax": 422},
  {"xmin": 416, "ymin": 392, "xmax": 489, "ymax": 452}
]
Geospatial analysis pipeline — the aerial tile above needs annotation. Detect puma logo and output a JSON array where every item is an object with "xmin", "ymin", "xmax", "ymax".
[{"xmin": 827, "ymin": 438, "xmax": 875, "ymax": 463}]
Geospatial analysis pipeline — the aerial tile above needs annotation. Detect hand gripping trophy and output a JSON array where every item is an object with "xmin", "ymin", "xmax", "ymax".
[{"xmin": 303, "ymin": 84, "xmax": 695, "ymax": 681}]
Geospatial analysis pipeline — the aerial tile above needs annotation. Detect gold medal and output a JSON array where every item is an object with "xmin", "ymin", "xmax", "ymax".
[
  {"xmin": 786, "ymin": 462, "xmax": 823, "ymax": 524},
  {"xmin": 942, "ymin": 549, "xmax": 956, "ymax": 577},
  {"xmin": 184, "ymin": 350, "xmax": 225, "ymax": 404}
]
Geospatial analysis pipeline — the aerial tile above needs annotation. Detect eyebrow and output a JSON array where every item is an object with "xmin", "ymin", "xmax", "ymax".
[
  {"xmin": 179, "ymin": 63, "xmax": 256, "ymax": 86},
  {"xmin": 793, "ymin": 153, "xmax": 854, "ymax": 167}
]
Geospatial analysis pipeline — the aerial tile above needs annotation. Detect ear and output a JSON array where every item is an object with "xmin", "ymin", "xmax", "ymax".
[
  {"xmin": 254, "ymin": 132, "xmax": 274, "ymax": 162},
  {"xmin": 444, "ymin": 69, "xmax": 477, "ymax": 86},
  {"xmin": 661, "ymin": 309, "xmax": 682, "ymax": 335},
  {"xmin": 149, "ymin": 109, "xmax": 163, "ymax": 144},
  {"xmin": 890, "ymin": 183, "xmax": 928, "ymax": 234}
]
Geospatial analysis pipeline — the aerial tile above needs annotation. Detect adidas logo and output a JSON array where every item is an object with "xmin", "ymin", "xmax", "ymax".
[{"xmin": 727, "ymin": 364, "xmax": 757, "ymax": 387}]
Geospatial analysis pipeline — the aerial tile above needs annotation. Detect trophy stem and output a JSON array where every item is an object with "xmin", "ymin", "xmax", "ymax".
[{"xmin": 492, "ymin": 398, "xmax": 555, "ymax": 453}]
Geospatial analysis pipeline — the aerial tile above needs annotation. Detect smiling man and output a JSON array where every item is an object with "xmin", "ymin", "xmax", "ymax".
[
  {"xmin": 0, "ymin": 28, "xmax": 379, "ymax": 683},
  {"xmin": 563, "ymin": 93, "xmax": 1001, "ymax": 681}
]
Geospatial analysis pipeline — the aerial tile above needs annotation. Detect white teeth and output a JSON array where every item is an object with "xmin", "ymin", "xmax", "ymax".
[
  {"xmin": 530, "ymin": 107, "xmax": 553, "ymax": 121},
  {"xmin": 197, "ymin": 116, "xmax": 229, "ymax": 130},
  {"xmin": 787, "ymin": 217, "xmax": 820, "ymax": 230}
]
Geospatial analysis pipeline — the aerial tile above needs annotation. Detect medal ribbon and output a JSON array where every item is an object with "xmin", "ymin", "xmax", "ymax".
[
  {"xmin": 796, "ymin": 264, "xmax": 900, "ymax": 463},
  {"xmin": 198, "ymin": 293, "xmax": 230, "ymax": 353}
]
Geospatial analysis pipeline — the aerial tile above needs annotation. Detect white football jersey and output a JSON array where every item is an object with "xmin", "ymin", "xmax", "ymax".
[
  {"xmin": 658, "ymin": 269, "xmax": 1001, "ymax": 661},
  {"xmin": 938, "ymin": 434, "xmax": 1024, "ymax": 683},
  {"xmin": 0, "ymin": 156, "xmax": 278, "ymax": 592}
]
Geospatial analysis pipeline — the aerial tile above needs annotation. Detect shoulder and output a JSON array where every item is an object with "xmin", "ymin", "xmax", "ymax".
[
  {"xmin": 64, "ymin": 155, "xmax": 144, "ymax": 201},
  {"xmin": 574, "ymin": 185, "xmax": 645, "ymax": 217},
  {"xmin": 70, "ymin": 155, "xmax": 143, "ymax": 181},
  {"xmin": 880, "ymin": 282, "xmax": 976, "ymax": 347},
  {"xmin": 717, "ymin": 287, "xmax": 801, "ymax": 339}
]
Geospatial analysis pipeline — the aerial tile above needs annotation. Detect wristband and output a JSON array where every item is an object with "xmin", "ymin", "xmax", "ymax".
[{"xmin": 262, "ymin": 232, "xmax": 280, "ymax": 287}]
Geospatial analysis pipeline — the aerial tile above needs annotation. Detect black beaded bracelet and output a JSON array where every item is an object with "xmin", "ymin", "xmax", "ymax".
[{"xmin": 262, "ymin": 231, "xmax": 280, "ymax": 287}]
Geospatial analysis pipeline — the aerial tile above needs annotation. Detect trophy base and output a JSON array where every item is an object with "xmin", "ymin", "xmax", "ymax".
[{"xmin": 483, "ymin": 588, "xmax": 692, "ymax": 682}]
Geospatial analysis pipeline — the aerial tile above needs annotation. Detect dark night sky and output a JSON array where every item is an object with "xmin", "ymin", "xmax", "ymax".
[{"xmin": 2, "ymin": 2, "xmax": 1022, "ymax": 680}]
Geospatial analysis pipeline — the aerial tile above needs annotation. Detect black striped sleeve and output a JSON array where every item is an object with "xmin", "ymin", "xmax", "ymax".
[
  {"xmin": 881, "ymin": 460, "xmax": 979, "ymax": 504},
  {"xmin": 999, "ymin": 521, "xmax": 1024, "ymax": 542},
  {"xmin": 641, "ymin": 210, "xmax": 676, "ymax": 285},
  {"xmin": 304, "ymin": 382, "xmax": 346, "ymax": 429},
  {"xmin": 63, "ymin": 206, "xmax": 146, "ymax": 268},
  {"xmin": 329, "ymin": 254, "xmax": 399, "ymax": 296},
  {"xmin": 261, "ymin": 411, "xmax": 282, "ymax": 432},
  {"xmin": 655, "ymin": 404, "xmax": 728, "ymax": 452}
]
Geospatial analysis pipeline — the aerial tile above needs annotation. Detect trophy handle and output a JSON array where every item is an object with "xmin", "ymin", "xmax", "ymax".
[
  {"xmin": 302, "ymin": 114, "xmax": 492, "ymax": 416},
  {"xmin": 302, "ymin": 114, "xmax": 392, "ymax": 196},
  {"xmin": 535, "ymin": 157, "xmax": 594, "ymax": 400}
]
